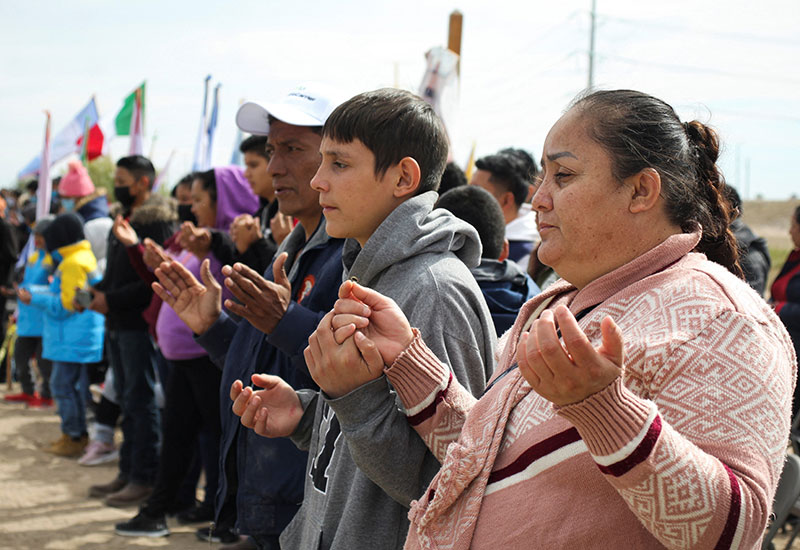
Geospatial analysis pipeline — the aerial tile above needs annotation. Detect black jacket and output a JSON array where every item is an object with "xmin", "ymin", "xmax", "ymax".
[{"xmin": 94, "ymin": 194, "xmax": 177, "ymax": 330}]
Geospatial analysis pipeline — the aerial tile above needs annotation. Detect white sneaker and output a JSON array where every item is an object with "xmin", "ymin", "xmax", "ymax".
[{"xmin": 78, "ymin": 440, "xmax": 119, "ymax": 466}]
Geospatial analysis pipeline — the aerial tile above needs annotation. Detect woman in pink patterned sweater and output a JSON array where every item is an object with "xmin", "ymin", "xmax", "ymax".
[{"xmin": 316, "ymin": 89, "xmax": 796, "ymax": 549}]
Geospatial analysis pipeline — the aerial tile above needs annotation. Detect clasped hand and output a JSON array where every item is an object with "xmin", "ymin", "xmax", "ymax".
[
  {"xmin": 303, "ymin": 280, "xmax": 414, "ymax": 399},
  {"xmin": 516, "ymin": 305, "xmax": 624, "ymax": 406}
]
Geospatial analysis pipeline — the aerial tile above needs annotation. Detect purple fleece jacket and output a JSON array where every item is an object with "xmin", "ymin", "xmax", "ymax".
[{"xmin": 156, "ymin": 166, "xmax": 258, "ymax": 360}]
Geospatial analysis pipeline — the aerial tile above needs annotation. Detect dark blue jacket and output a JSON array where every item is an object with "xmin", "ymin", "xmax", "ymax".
[
  {"xmin": 76, "ymin": 193, "xmax": 110, "ymax": 222},
  {"xmin": 196, "ymin": 217, "xmax": 343, "ymax": 537},
  {"xmin": 472, "ymin": 258, "xmax": 539, "ymax": 336}
]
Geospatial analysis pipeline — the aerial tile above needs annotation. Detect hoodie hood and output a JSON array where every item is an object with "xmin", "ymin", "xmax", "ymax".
[
  {"xmin": 43, "ymin": 212, "xmax": 85, "ymax": 253},
  {"xmin": 342, "ymin": 191, "xmax": 482, "ymax": 285},
  {"xmin": 214, "ymin": 166, "xmax": 259, "ymax": 231},
  {"xmin": 75, "ymin": 190, "xmax": 110, "ymax": 222},
  {"xmin": 471, "ymin": 258, "xmax": 539, "ymax": 336}
]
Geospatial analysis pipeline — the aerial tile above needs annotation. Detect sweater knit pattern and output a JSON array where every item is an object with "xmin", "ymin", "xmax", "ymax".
[{"xmin": 386, "ymin": 231, "xmax": 795, "ymax": 550}]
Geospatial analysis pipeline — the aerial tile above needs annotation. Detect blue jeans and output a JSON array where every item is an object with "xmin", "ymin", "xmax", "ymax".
[
  {"xmin": 108, "ymin": 329, "xmax": 161, "ymax": 485},
  {"xmin": 50, "ymin": 362, "xmax": 88, "ymax": 438}
]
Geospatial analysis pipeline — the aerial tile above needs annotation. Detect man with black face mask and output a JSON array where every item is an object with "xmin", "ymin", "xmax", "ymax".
[{"xmin": 87, "ymin": 155, "xmax": 177, "ymax": 508}]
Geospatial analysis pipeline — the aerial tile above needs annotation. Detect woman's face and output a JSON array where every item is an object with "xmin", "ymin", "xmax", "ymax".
[
  {"xmin": 532, "ymin": 109, "xmax": 637, "ymax": 288},
  {"xmin": 790, "ymin": 215, "xmax": 800, "ymax": 249},
  {"xmin": 190, "ymin": 179, "xmax": 216, "ymax": 228}
]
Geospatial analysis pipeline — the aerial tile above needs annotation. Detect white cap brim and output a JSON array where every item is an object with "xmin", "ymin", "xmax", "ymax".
[
  {"xmin": 235, "ymin": 102, "xmax": 271, "ymax": 135},
  {"xmin": 236, "ymin": 100, "xmax": 328, "ymax": 135}
]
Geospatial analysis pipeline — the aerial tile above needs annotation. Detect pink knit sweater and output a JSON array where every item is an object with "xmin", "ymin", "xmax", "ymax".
[{"xmin": 385, "ymin": 232, "xmax": 796, "ymax": 549}]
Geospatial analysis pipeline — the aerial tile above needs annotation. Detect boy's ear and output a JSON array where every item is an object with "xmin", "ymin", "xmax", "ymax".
[{"xmin": 393, "ymin": 157, "xmax": 422, "ymax": 198}]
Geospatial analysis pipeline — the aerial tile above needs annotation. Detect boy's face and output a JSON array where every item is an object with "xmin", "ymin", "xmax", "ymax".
[
  {"xmin": 312, "ymin": 137, "xmax": 402, "ymax": 247},
  {"xmin": 243, "ymin": 151, "xmax": 274, "ymax": 200}
]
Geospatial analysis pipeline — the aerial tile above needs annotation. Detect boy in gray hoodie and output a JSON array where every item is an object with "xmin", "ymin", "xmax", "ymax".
[{"xmin": 231, "ymin": 88, "xmax": 496, "ymax": 549}]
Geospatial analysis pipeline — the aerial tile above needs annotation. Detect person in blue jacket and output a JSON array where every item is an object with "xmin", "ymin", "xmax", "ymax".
[
  {"xmin": 18, "ymin": 213, "xmax": 105, "ymax": 458},
  {"xmin": 435, "ymin": 185, "xmax": 539, "ymax": 336},
  {"xmin": 147, "ymin": 84, "xmax": 345, "ymax": 549},
  {"xmin": 5, "ymin": 217, "xmax": 55, "ymax": 407}
]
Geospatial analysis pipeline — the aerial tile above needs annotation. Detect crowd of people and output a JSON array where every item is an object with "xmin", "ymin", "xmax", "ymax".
[{"xmin": 0, "ymin": 83, "xmax": 797, "ymax": 549}]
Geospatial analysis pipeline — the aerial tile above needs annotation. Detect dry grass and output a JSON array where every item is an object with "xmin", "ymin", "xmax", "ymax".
[{"xmin": 741, "ymin": 199, "xmax": 800, "ymax": 293}]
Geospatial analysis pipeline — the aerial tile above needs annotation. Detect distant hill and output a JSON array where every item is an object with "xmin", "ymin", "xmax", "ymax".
[{"xmin": 741, "ymin": 199, "xmax": 800, "ymax": 294}]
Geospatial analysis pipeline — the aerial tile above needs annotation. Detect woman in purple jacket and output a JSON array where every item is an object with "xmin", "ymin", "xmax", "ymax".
[{"xmin": 113, "ymin": 166, "xmax": 258, "ymax": 539}]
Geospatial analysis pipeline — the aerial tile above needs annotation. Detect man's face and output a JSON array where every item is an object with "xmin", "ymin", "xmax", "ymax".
[
  {"xmin": 469, "ymin": 169, "xmax": 504, "ymax": 204},
  {"xmin": 243, "ymin": 151, "xmax": 274, "ymax": 200},
  {"xmin": 114, "ymin": 167, "xmax": 148, "ymax": 200},
  {"xmin": 267, "ymin": 120, "xmax": 323, "ymax": 224},
  {"xmin": 311, "ymin": 137, "xmax": 401, "ymax": 247}
]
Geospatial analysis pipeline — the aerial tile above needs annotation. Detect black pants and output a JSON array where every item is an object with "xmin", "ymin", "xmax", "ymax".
[
  {"xmin": 143, "ymin": 355, "xmax": 222, "ymax": 516},
  {"xmin": 14, "ymin": 336, "xmax": 52, "ymax": 398}
]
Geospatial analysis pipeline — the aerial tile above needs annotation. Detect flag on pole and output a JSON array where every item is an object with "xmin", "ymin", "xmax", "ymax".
[
  {"xmin": 18, "ymin": 98, "xmax": 99, "ymax": 179},
  {"xmin": 115, "ymin": 82, "xmax": 146, "ymax": 136},
  {"xmin": 203, "ymin": 83, "xmax": 220, "ymax": 169},
  {"xmin": 152, "ymin": 149, "xmax": 176, "ymax": 193},
  {"xmin": 79, "ymin": 116, "xmax": 91, "ymax": 165},
  {"xmin": 36, "ymin": 112, "xmax": 52, "ymax": 220},
  {"xmin": 230, "ymin": 99, "xmax": 245, "ymax": 166},
  {"xmin": 192, "ymin": 75, "xmax": 212, "ymax": 171},
  {"xmin": 128, "ymin": 87, "xmax": 144, "ymax": 155},
  {"xmin": 464, "ymin": 141, "xmax": 477, "ymax": 181},
  {"xmin": 418, "ymin": 46, "xmax": 460, "ymax": 159}
]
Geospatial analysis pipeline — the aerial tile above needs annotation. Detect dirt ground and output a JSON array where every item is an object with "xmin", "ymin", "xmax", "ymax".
[{"xmin": 0, "ymin": 390, "xmax": 226, "ymax": 550}]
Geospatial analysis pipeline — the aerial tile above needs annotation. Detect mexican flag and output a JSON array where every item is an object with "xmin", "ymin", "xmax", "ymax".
[{"xmin": 95, "ymin": 81, "xmax": 146, "ymax": 156}]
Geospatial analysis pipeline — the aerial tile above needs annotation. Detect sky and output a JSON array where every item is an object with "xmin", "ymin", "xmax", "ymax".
[{"xmin": 1, "ymin": 0, "xmax": 799, "ymax": 198}]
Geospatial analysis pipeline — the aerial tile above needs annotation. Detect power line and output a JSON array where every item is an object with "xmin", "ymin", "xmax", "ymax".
[
  {"xmin": 601, "ymin": 14, "xmax": 800, "ymax": 49},
  {"xmin": 599, "ymin": 53, "xmax": 800, "ymax": 86}
]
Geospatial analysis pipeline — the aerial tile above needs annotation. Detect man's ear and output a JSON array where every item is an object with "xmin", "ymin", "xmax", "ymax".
[
  {"xmin": 499, "ymin": 190, "xmax": 516, "ymax": 211},
  {"xmin": 628, "ymin": 168, "xmax": 661, "ymax": 214},
  {"xmin": 135, "ymin": 175, "xmax": 151, "ymax": 195},
  {"xmin": 499, "ymin": 239, "xmax": 510, "ymax": 262},
  {"xmin": 393, "ymin": 157, "xmax": 422, "ymax": 198}
]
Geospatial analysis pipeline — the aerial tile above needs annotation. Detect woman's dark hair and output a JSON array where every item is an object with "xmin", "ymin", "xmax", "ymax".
[
  {"xmin": 793, "ymin": 205, "xmax": 800, "ymax": 226},
  {"xmin": 571, "ymin": 89, "xmax": 742, "ymax": 278},
  {"xmin": 194, "ymin": 169, "xmax": 217, "ymax": 203}
]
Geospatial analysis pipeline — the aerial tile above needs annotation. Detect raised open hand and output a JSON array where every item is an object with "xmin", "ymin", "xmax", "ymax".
[
  {"xmin": 517, "ymin": 305, "xmax": 624, "ymax": 406},
  {"xmin": 153, "ymin": 258, "xmax": 221, "ymax": 334},
  {"xmin": 222, "ymin": 253, "xmax": 291, "ymax": 334},
  {"xmin": 112, "ymin": 215, "xmax": 139, "ymax": 247}
]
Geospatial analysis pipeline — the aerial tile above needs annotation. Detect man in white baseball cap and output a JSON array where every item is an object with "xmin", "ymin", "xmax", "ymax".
[
  {"xmin": 138, "ymin": 83, "xmax": 347, "ymax": 550},
  {"xmin": 236, "ymin": 83, "xmax": 342, "ymax": 135}
]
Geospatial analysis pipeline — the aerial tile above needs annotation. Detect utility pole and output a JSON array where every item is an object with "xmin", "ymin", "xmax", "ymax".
[
  {"xmin": 448, "ymin": 10, "xmax": 463, "ymax": 77},
  {"xmin": 588, "ymin": 0, "xmax": 597, "ymax": 89}
]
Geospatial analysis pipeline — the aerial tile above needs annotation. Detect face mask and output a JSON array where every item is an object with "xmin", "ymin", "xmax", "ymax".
[
  {"xmin": 114, "ymin": 186, "xmax": 135, "ymax": 208},
  {"xmin": 177, "ymin": 203, "xmax": 197, "ymax": 224},
  {"xmin": 61, "ymin": 198, "xmax": 75, "ymax": 212}
]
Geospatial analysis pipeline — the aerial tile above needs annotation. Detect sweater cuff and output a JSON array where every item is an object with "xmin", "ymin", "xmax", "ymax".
[
  {"xmin": 555, "ymin": 377, "xmax": 655, "ymax": 458},
  {"xmin": 385, "ymin": 328, "xmax": 450, "ymax": 411}
]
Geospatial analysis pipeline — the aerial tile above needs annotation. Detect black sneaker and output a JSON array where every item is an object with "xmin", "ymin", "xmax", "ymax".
[
  {"xmin": 177, "ymin": 502, "xmax": 214, "ymax": 524},
  {"xmin": 115, "ymin": 511, "xmax": 169, "ymax": 538},
  {"xmin": 196, "ymin": 525, "xmax": 238, "ymax": 543}
]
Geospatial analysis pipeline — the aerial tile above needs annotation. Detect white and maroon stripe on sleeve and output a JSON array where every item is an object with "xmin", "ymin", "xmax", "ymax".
[{"xmin": 592, "ymin": 403, "xmax": 660, "ymax": 477}]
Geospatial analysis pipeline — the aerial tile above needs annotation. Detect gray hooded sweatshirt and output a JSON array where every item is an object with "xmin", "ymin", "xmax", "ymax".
[{"xmin": 281, "ymin": 191, "xmax": 496, "ymax": 550}]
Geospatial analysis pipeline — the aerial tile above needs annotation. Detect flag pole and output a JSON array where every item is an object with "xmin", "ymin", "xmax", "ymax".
[
  {"xmin": 447, "ymin": 10, "xmax": 463, "ymax": 78},
  {"xmin": 36, "ymin": 111, "xmax": 52, "ymax": 220}
]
